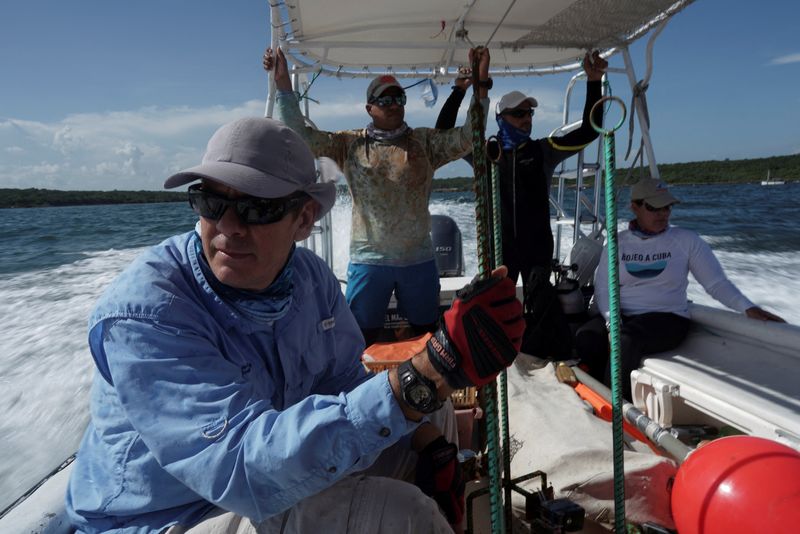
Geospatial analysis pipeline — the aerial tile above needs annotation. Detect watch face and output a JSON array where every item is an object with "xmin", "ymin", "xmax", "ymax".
[
  {"xmin": 408, "ymin": 384, "xmax": 432, "ymax": 405},
  {"xmin": 399, "ymin": 359, "xmax": 440, "ymax": 414}
]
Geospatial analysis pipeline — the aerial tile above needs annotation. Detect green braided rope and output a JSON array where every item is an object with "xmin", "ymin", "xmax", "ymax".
[
  {"xmin": 483, "ymin": 382, "xmax": 503, "ymax": 532},
  {"xmin": 469, "ymin": 50, "xmax": 504, "ymax": 534},
  {"xmin": 491, "ymin": 160, "xmax": 513, "ymax": 530},
  {"xmin": 498, "ymin": 369, "xmax": 511, "ymax": 530},
  {"xmin": 591, "ymin": 89, "xmax": 628, "ymax": 534},
  {"xmin": 490, "ymin": 160, "xmax": 503, "ymax": 267},
  {"xmin": 603, "ymin": 132, "xmax": 626, "ymax": 534}
]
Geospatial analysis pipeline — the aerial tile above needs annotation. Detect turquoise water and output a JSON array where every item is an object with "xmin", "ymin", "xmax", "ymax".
[{"xmin": 1, "ymin": 182, "xmax": 799, "ymax": 511}]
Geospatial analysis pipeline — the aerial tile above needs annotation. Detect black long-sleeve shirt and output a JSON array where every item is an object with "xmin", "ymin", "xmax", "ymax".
[{"xmin": 436, "ymin": 81, "xmax": 602, "ymax": 286}]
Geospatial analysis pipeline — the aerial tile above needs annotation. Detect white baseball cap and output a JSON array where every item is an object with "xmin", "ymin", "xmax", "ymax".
[{"xmin": 496, "ymin": 91, "xmax": 539, "ymax": 114}]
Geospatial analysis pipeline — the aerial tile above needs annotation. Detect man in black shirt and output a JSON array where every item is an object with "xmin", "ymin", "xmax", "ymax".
[{"xmin": 436, "ymin": 52, "xmax": 606, "ymax": 302}]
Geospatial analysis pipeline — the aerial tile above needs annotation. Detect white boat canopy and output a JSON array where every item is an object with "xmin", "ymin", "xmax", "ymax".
[{"xmin": 270, "ymin": 0, "xmax": 695, "ymax": 79}]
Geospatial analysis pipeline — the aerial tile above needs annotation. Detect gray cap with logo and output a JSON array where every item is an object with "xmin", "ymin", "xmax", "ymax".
[
  {"xmin": 366, "ymin": 74, "xmax": 404, "ymax": 102},
  {"xmin": 630, "ymin": 178, "xmax": 680, "ymax": 209},
  {"xmin": 164, "ymin": 117, "xmax": 337, "ymax": 220}
]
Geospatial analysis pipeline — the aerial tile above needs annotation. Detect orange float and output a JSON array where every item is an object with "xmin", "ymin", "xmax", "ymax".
[{"xmin": 671, "ymin": 436, "xmax": 800, "ymax": 534}]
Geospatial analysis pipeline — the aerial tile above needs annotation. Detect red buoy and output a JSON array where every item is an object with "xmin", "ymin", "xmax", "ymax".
[{"xmin": 671, "ymin": 436, "xmax": 800, "ymax": 534}]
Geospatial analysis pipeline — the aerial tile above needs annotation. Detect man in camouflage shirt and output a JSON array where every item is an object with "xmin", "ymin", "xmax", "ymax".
[{"xmin": 264, "ymin": 47, "xmax": 491, "ymax": 345}]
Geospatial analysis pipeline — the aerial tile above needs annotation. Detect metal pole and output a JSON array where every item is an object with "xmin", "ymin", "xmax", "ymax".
[
  {"xmin": 265, "ymin": 4, "xmax": 280, "ymax": 118},
  {"xmin": 572, "ymin": 366, "xmax": 691, "ymax": 462}
]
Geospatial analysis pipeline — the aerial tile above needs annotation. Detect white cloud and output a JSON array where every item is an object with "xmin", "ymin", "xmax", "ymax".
[
  {"xmin": 28, "ymin": 163, "xmax": 60, "ymax": 175},
  {"xmin": 0, "ymin": 80, "xmax": 581, "ymax": 189},
  {"xmin": 115, "ymin": 142, "xmax": 144, "ymax": 175},
  {"xmin": 0, "ymin": 101, "xmax": 265, "ymax": 190},
  {"xmin": 769, "ymin": 52, "xmax": 800, "ymax": 65},
  {"xmin": 53, "ymin": 125, "xmax": 85, "ymax": 154}
]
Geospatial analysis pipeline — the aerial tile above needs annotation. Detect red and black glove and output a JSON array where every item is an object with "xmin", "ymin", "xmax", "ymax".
[
  {"xmin": 426, "ymin": 274, "xmax": 524, "ymax": 388},
  {"xmin": 415, "ymin": 436, "xmax": 465, "ymax": 526}
]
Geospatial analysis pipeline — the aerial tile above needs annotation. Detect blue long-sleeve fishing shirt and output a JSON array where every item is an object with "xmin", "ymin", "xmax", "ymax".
[{"xmin": 66, "ymin": 230, "xmax": 417, "ymax": 533}]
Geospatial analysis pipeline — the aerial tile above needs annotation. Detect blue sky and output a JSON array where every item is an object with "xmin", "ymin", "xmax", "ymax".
[{"xmin": 1, "ymin": 0, "xmax": 798, "ymax": 191}]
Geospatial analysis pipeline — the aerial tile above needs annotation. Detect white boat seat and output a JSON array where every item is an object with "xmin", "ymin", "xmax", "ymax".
[{"xmin": 632, "ymin": 304, "xmax": 800, "ymax": 450}]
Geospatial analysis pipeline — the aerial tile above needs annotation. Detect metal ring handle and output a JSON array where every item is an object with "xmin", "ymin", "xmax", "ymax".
[
  {"xmin": 485, "ymin": 135, "xmax": 501, "ymax": 162},
  {"xmin": 590, "ymin": 95, "xmax": 626, "ymax": 134}
]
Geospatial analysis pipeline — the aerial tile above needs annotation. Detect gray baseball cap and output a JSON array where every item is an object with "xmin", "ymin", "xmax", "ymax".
[
  {"xmin": 366, "ymin": 74, "xmax": 404, "ymax": 101},
  {"xmin": 164, "ymin": 117, "xmax": 336, "ymax": 220}
]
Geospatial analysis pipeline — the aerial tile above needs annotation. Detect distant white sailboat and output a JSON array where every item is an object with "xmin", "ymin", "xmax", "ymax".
[{"xmin": 761, "ymin": 169, "xmax": 785, "ymax": 186}]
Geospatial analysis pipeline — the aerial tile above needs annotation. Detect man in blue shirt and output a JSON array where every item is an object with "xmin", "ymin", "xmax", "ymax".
[{"xmin": 66, "ymin": 117, "xmax": 524, "ymax": 533}]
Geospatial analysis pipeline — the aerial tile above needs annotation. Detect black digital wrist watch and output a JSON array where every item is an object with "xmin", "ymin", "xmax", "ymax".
[{"xmin": 397, "ymin": 359, "xmax": 443, "ymax": 414}]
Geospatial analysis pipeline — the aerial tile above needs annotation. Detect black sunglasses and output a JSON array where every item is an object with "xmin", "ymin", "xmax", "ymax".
[
  {"xmin": 636, "ymin": 200, "xmax": 673, "ymax": 213},
  {"xmin": 370, "ymin": 94, "xmax": 407, "ymax": 107},
  {"xmin": 188, "ymin": 184, "xmax": 307, "ymax": 225},
  {"xmin": 503, "ymin": 108, "xmax": 535, "ymax": 119}
]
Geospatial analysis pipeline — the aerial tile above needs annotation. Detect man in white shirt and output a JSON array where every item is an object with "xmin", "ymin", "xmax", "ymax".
[{"xmin": 575, "ymin": 178, "xmax": 784, "ymax": 399}]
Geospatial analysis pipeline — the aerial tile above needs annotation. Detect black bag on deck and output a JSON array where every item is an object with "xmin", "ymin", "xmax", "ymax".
[{"xmin": 520, "ymin": 266, "xmax": 574, "ymax": 360}]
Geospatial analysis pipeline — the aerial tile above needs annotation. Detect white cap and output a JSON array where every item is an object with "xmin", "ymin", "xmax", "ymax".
[{"xmin": 496, "ymin": 91, "xmax": 538, "ymax": 114}]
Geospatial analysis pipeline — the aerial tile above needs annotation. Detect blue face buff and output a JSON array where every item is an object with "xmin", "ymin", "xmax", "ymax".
[
  {"xmin": 496, "ymin": 116, "xmax": 531, "ymax": 151},
  {"xmin": 194, "ymin": 233, "xmax": 296, "ymax": 322}
]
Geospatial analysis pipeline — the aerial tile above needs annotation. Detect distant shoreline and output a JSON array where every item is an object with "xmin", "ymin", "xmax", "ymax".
[
  {"xmin": 2, "ymin": 153, "xmax": 798, "ymax": 208},
  {"xmin": 2, "ymin": 179, "xmax": 794, "ymax": 209}
]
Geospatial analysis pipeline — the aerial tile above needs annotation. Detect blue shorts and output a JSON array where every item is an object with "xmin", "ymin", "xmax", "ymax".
[{"xmin": 345, "ymin": 260, "xmax": 441, "ymax": 329}]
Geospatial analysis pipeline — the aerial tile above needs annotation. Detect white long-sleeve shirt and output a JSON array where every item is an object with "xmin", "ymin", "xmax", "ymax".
[{"xmin": 594, "ymin": 225, "xmax": 754, "ymax": 319}]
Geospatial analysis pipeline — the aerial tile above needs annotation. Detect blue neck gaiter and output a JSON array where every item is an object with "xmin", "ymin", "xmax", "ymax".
[
  {"xmin": 195, "ymin": 235, "xmax": 295, "ymax": 323},
  {"xmin": 496, "ymin": 117, "xmax": 531, "ymax": 151}
]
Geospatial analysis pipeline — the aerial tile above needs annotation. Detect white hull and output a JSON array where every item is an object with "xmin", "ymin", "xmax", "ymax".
[
  {"xmin": 0, "ymin": 457, "xmax": 74, "ymax": 534},
  {"xmin": 761, "ymin": 169, "xmax": 785, "ymax": 185}
]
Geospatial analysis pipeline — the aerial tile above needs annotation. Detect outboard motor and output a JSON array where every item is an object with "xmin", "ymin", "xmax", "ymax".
[
  {"xmin": 430, "ymin": 214, "xmax": 464, "ymax": 277},
  {"xmin": 566, "ymin": 229, "xmax": 604, "ymax": 287}
]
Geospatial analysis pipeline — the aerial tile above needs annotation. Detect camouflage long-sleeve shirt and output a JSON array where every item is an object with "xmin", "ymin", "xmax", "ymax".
[{"xmin": 277, "ymin": 92, "xmax": 487, "ymax": 266}]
